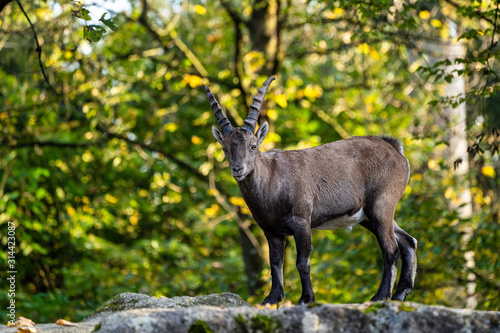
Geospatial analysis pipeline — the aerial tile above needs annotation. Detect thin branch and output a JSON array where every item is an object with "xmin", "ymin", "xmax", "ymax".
[
  {"xmin": 489, "ymin": 0, "xmax": 499, "ymax": 53},
  {"xmin": 138, "ymin": 0, "xmax": 172, "ymax": 53},
  {"xmin": 0, "ymin": 158, "xmax": 13, "ymax": 199},
  {"xmin": 0, "ymin": 61, "xmax": 39, "ymax": 74},
  {"xmin": 444, "ymin": 0, "xmax": 494, "ymax": 24},
  {"xmin": 15, "ymin": 0, "xmax": 54, "ymax": 91},
  {"xmin": 272, "ymin": 0, "xmax": 288, "ymax": 74},
  {"xmin": 472, "ymin": 269, "xmax": 500, "ymax": 292},
  {"xmin": 6, "ymin": 140, "xmax": 95, "ymax": 149},
  {"xmin": 95, "ymin": 123, "xmax": 206, "ymax": 182},
  {"xmin": 220, "ymin": 0, "xmax": 248, "ymax": 27},
  {"xmin": 222, "ymin": 1, "xmax": 249, "ymax": 113},
  {"xmin": 219, "ymin": 0, "xmax": 255, "ymax": 127}
]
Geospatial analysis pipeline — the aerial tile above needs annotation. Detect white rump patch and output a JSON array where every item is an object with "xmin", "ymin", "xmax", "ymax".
[{"xmin": 314, "ymin": 208, "xmax": 367, "ymax": 230}]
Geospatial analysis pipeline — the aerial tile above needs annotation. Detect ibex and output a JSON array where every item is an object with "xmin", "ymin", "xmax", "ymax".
[{"xmin": 206, "ymin": 77, "xmax": 417, "ymax": 305}]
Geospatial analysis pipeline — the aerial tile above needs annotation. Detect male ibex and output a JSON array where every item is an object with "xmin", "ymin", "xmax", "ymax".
[{"xmin": 206, "ymin": 77, "xmax": 417, "ymax": 305}]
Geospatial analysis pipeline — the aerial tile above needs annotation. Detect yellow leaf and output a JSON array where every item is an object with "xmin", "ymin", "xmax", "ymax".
[
  {"xmin": 105, "ymin": 194, "xmax": 118, "ymax": 204},
  {"xmin": 412, "ymin": 173, "xmax": 423, "ymax": 181},
  {"xmin": 358, "ymin": 43, "xmax": 369, "ymax": 54},
  {"xmin": 55, "ymin": 319, "xmax": 78, "ymax": 327},
  {"xmin": 405, "ymin": 186, "xmax": 412, "ymax": 194},
  {"xmin": 431, "ymin": 19, "xmax": 442, "ymax": 27},
  {"xmin": 130, "ymin": 215, "xmax": 139, "ymax": 225},
  {"xmin": 9, "ymin": 316, "xmax": 35, "ymax": 327},
  {"xmin": 183, "ymin": 74, "xmax": 203, "ymax": 88},
  {"xmin": 67, "ymin": 206, "xmax": 76, "ymax": 216},
  {"xmin": 194, "ymin": 5, "xmax": 206, "ymax": 15},
  {"xmin": 303, "ymin": 84, "xmax": 323, "ymax": 99},
  {"xmin": 207, "ymin": 188, "xmax": 219, "ymax": 196},
  {"xmin": 334, "ymin": 8, "xmax": 345, "ymax": 15},
  {"xmin": 82, "ymin": 150, "xmax": 93, "ymax": 163},
  {"xmin": 322, "ymin": 8, "xmax": 344, "ymax": 19},
  {"xmin": 419, "ymin": 10, "xmax": 430, "ymax": 19},
  {"xmin": 164, "ymin": 123, "xmax": 178, "ymax": 132},
  {"xmin": 444, "ymin": 187, "xmax": 454, "ymax": 199},
  {"xmin": 241, "ymin": 206, "xmax": 251, "ymax": 215},
  {"xmin": 205, "ymin": 203, "xmax": 220, "ymax": 217},
  {"xmin": 364, "ymin": 94, "xmax": 376, "ymax": 105},
  {"xmin": 481, "ymin": 166, "xmax": 496, "ymax": 178},
  {"xmin": 428, "ymin": 159, "xmax": 438, "ymax": 170},
  {"xmin": 267, "ymin": 109, "xmax": 278, "ymax": 120},
  {"xmin": 229, "ymin": 196, "xmax": 246, "ymax": 207},
  {"xmin": 138, "ymin": 189, "xmax": 148, "ymax": 197},
  {"xmin": 191, "ymin": 135, "xmax": 204, "ymax": 144},
  {"xmin": 369, "ymin": 48, "xmax": 380, "ymax": 60},
  {"xmin": 275, "ymin": 94, "xmax": 288, "ymax": 108}
]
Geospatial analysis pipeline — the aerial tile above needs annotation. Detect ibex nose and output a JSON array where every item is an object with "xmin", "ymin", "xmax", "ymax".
[{"xmin": 232, "ymin": 166, "xmax": 244, "ymax": 174}]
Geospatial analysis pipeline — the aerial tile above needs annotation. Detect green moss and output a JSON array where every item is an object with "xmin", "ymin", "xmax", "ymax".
[
  {"xmin": 398, "ymin": 303, "xmax": 417, "ymax": 313},
  {"xmin": 188, "ymin": 320, "xmax": 213, "ymax": 333},
  {"xmin": 250, "ymin": 314, "xmax": 281, "ymax": 332},
  {"xmin": 362, "ymin": 302, "xmax": 386, "ymax": 314},
  {"xmin": 95, "ymin": 296, "xmax": 139, "ymax": 313},
  {"xmin": 235, "ymin": 314, "xmax": 247, "ymax": 325},
  {"xmin": 491, "ymin": 316, "xmax": 500, "ymax": 326},
  {"xmin": 92, "ymin": 323, "xmax": 101, "ymax": 332},
  {"xmin": 307, "ymin": 302, "xmax": 323, "ymax": 308}
]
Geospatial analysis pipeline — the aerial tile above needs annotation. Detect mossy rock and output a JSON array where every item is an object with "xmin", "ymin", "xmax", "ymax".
[
  {"xmin": 87, "ymin": 292, "xmax": 252, "ymax": 320},
  {"xmin": 188, "ymin": 320, "xmax": 214, "ymax": 333}
]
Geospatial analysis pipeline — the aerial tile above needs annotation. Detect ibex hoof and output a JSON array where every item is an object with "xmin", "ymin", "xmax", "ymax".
[
  {"xmin": 298, "ymin": 295, "xmax": 315, "ymax": 305},
  {"xmin": 262, "ymin": 292, "xmax": 283, "ymax": 305}
]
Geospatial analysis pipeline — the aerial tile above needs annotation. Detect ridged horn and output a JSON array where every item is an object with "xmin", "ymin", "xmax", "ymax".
[
  {"xmin": 243, "ymin": 77, "xmax": 276, "ymax": 133},
  {"xmin": 205, "ymin": 86, "xmax": 234, "ymax": 135}
]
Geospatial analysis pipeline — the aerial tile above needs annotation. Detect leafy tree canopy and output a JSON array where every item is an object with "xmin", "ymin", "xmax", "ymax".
[{"xmin": 0, "ymin": 0, "xmax": 499, "ymax": 322}]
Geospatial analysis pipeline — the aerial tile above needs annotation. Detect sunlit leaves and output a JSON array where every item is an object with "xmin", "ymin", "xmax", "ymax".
[
  {"xmin": 195, "ymin": 5, "xmax": 207, "ymax": 15},
  {"xmin": 1, "ymin": 0, "xmax": 500, "ymax": 322},
  {"xmin": 481, "ymin": 166, "xmax": 496, "ymax": 178},
  {"xmin": 99, "ymin": 13, "xmax": 117, "ymax": 32},
  {"xmin": 183, "ymin": 74, "xmax": 204, "ymax": 88}
]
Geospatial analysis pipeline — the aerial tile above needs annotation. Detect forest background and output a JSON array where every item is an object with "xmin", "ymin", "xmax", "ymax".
[{"xmin": 0, "ymin": 0, "xmax": 499, "ymax": 322}]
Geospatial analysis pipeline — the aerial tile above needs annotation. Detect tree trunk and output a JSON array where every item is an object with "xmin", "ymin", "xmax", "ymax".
[
  {"xmin": 423, "ymin": 34, "xmax": 476, "ymax": 308},
  {"xmin": 233, "ymin": 0, "xmax": 283, "ymax": 296}
]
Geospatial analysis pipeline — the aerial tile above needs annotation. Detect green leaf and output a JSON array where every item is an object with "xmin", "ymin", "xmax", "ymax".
[
  {"xmin": 84, "ymin": 25, "xmax": 107, "ymax": 43},
  {"xmin": 99, "ymin": 13, "xmax": 117, "ymax": 31},
  {"xmin": 75, "ymin": 8, "xmax": 91, "ymax": 21}
]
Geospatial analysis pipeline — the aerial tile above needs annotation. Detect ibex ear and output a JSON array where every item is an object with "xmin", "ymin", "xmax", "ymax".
[
  {"xmin": 212, "ymin": 125, "xmax": 224, "ymax": 145},
  {"xmin": 256, "ymin": 121, "xmax": 269, "ymax": 148}
]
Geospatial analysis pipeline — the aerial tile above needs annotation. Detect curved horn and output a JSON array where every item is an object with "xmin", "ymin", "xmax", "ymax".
[
  {"xmin": 243, "ymin": 76, "xmax": 276, "ymax": 133},
  {"xmin": 205, "ymin": 86, "xmax": 234, "ymax": 135}
]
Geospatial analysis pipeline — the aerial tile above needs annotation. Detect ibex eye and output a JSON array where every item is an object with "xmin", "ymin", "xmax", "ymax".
[{"xmin": 251, "ymin": 144, "xmax": 257, "ymax": 150}]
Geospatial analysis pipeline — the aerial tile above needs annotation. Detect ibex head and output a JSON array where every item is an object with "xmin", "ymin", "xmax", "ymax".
[{"xmin": 206, "ymin": 77, "xmax": 275, "ymax": 181}]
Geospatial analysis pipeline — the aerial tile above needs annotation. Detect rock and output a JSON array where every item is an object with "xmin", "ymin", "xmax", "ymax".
[
  {"xmin": 86, "ymin": 292, "xmax": 252, "ymax": 321},
  {"xmin": 92, "ymin": 301, "xmax": 500, "ymax": 333},
  {"xmin": 0, "ymin": 294, "xmax": 498, "ymax": 333}
]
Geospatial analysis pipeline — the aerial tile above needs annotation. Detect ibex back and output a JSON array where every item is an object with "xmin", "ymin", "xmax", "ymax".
[{"xmin": 206, "ymin": 77, "xmax": 417, "ymax": 305}]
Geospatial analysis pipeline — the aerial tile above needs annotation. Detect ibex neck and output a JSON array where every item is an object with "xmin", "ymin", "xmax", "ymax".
[{"xmin": 238, "ymin": 152, "xmax": 269, "ymax": 194}]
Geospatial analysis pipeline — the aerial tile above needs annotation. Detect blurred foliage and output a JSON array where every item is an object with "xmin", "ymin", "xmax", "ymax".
[{"xmin": 0, "ymin": 0, "xmax": 499, "ymax": 323}]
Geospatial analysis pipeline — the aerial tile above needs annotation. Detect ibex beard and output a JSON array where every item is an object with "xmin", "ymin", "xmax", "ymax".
[{"xmin": 206, "ymin": 77, "xmax": 417, "ymax": 305}]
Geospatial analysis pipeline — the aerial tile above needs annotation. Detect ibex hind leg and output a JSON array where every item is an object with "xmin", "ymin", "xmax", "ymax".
[
  {"xmin": 391, "ymin": 221, "xmax": 417, "ymax": 301},
  {"xmin": 361, "ymin": 205, "xmax": 400, "ymax": 301}
]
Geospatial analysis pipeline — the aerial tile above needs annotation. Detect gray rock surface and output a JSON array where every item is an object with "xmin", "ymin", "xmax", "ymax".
[
  {"xmin": 86, "ymin": 291, "xmax": 252, "ymax": 321},
  {"xmin": 1, "ymin": 293, "xmax": 499, "ymax": 333}
]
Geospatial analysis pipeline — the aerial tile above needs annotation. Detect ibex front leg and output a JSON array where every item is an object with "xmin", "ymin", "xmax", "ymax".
[
  {"xmin": 262, "ymin": 232, "xmax": 286, "ymax": 305},
  {"xmin": 293, "ymin": 217, "xmax": 315, "ymax": 304}
]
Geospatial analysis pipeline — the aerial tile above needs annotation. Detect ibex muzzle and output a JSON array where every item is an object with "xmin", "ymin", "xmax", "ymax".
[{"xmin": 206, "ymin": 77, "xmax": 417, "ymax": 305}]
